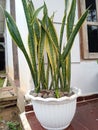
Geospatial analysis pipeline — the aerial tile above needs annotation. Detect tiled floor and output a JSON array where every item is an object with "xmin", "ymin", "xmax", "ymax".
[
  {"xmin": 24, "ymin": 99, "xmax": 98, "ymax": 130},
  {"xmin": 67, "ymin": 99, "xmax": 98, "ymax": 130}
]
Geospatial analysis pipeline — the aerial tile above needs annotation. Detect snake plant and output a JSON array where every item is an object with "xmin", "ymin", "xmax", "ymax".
[{"xmin": 3, "ymin": 0, "xmax": 88, "ymax": 97}]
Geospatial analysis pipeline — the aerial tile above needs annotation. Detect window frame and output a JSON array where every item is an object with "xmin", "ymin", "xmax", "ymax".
[{"xmin": 78, "ymin": 0, "xmax": 98, "ymax": 59}]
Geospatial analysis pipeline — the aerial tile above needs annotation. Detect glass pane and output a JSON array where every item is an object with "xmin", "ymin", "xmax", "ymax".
[
  {"xmin": 87, "ymin": 25, "xmax": 98, "ymax": 52},
  {"xmin": 85, "ymin": 0, "xmax": 97, "ymax": 22}
]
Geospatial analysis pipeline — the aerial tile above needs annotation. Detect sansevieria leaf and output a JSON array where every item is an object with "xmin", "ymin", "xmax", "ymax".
[
  {"xmin": 4, "ymin": 11, "xmax": 24, "ymax": 50},
  {"xmin": 48, "ymin": 17, "xmax": 59, "ymax": 49},
  {"xmin": 62, "ymin": 8, "xmax": 89, "ymax": 61},
  {"xmin": 67, "ymin": 0, "xmax": 76, "ymax": 39},
  {"xmin": 2, "ymin": 0, "xmax": 89, "ymax": 96},
  {"xmin": 4, "ymin": 10, "xmax": 36, "ymax": 87}
]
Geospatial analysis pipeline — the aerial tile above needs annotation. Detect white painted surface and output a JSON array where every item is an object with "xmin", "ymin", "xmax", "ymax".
[
  {"xmin": 71, "ymin": 61, "xmax": 98, "ymax": 95},
  {"xmin": 28, "ymin": 88, "xmax": 80, "ymax": 130},
  {"xmin": 5, "ymin": 0, "xmax": 98, "ymax": 98},
  {"xmin": 20, "ymin": 112, "xmax": 32, "ymax": 130},
  {"xmin": 5, "ymin": 0, "xmax": 14, "ymax": 80}
]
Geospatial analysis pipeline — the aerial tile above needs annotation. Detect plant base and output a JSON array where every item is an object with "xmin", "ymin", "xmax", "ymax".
[{"xmin": 27, "ymin": 87, "xmax": 81, "ymax": 130}]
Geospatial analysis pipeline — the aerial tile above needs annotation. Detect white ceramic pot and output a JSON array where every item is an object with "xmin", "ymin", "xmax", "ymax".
[{"xmin": 27, "ymin": 87, "xmax": 81, "ymax": 130}]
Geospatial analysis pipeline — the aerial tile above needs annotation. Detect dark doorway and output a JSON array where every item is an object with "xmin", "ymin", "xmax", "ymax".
[{"xmin": 0, "ymin": 37, "xmax": 5, "ymax": 70}]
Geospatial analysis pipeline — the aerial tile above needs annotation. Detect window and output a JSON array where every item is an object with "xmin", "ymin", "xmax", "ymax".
[{"xmin": 79, "ymin": 0, "xmax": 98, "ymax": 59}]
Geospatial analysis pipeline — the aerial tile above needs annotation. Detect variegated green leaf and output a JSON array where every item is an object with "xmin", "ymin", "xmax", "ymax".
[
  {"xmin": 67, "ymin": 0, "xmax": 76, "ymax": 39},
  {"xmin": 38, "ymin": 26, "xmax": 46, "ymax": 87},
  {"xmin": 31, "ymin": 5, "xmax": 44, "ymax": 25},
  {"xmin": 59, "ymin": 0, "xmax": 69, "ymax": 51},
  {"xmin": 4, "ymin": 11, "xmax": 24, "ymax": 50},
  {"xmin": 4, "ymin": 10, "xmax": 37, "ymax": 87},
  {"xmin": 48, "ymin": 17, "xmax": 59, "ymax": 49},
  {"xmin": 62, "ymin": 8, "xmax": 89, "ymax": 61}
]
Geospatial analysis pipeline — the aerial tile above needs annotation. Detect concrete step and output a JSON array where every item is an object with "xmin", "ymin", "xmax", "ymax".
[{"xmin": 0, "ymin": 86, "xmax": 17, "ymax": 108}]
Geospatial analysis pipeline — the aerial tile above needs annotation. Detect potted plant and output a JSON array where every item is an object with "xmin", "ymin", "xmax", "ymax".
[{"xmin": 2, "ymin": 0, "xmax": 89, "ymax": 129}]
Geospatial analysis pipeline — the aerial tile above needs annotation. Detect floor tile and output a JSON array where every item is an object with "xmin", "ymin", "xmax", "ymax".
[{"xmin": 23, "ymin": 99, "xmax": 98, "ymax": 130}]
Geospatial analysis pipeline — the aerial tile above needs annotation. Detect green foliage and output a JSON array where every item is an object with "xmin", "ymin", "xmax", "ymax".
[
  {"xmin": 0, "ymin": 78, "xmax": 4, "ymax": 88},
  {"xmin": 2, "ymin": 0, "xmax": 88, "ymax": 97},
  {"xmin": 7, "ymin": 121, "xmax": 22, "ymax": 130}
]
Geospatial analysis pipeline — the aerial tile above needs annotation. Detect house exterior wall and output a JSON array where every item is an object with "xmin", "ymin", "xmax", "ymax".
[
  {"xmin": 5, "ymin": 0, "xmax": 14, "ymax": 80},
  {"xmin": 5, "ymin": 0, "xmax": 98, "ymax": 111}
]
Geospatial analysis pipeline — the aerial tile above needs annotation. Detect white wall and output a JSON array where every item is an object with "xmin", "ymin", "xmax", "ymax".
[
  {"xmin": 71, "ymin": 61, "xmax": 98, "ymax": 95},
  {"xmin": 5, "ymin": 0, "xmax": 14, "ymax": 80}
]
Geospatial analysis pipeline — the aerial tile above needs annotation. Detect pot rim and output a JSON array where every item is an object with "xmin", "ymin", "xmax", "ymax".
[{"xmin": 26, "ymin": 87, "xmax": 81, "ymax": 102}]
